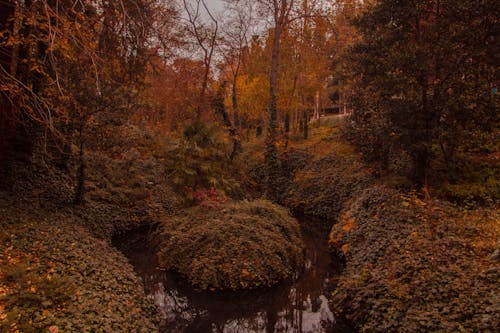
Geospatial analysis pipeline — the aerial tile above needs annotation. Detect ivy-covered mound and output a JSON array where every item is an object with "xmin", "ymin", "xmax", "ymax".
[
  {"xmin": 329, "ymin": 185, "xmax": 500, "ymax": 332},
  {"xmin": 284, "ymin": 152, "xmax": 371, "ymax": 221},
  {"xmin": 0, "ymin": 208, "xmax": 159, "ymax": 332},
  {"xmin": 157, "ymin": 200, "xmax": 304, "ymax": 290}
]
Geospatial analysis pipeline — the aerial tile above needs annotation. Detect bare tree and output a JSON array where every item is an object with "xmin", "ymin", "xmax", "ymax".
[
  {"xmin": 221, "ymin": 0, "xmax": 254, "ymax": 129},
  {"xmin": 181, "ymin": 0, "xmax": 218, "ymax": 121}
]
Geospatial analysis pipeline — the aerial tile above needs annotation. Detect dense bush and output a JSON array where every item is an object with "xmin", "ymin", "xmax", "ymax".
[
  {"xmin": 345, "ymin": 0, "xmax": 499, "ymax": 185},
  {"xmin": 284, "ymin": 152, "xmax": 371, "ymax": 220},
  {"xmin": 156, "ymin": 200, "xmax": 304, "ymax": 290}
]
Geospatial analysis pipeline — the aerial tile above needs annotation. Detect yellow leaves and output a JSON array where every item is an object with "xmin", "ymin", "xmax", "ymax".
[
  {"xmin": 330, "ymin": 211, "xmax": 357, "ymax": 249},
  {"xmin": 48, "ymin": 325, "xmax": 59, "ymax": 333},
  {"xmin": 276, "ymin": 138, "xmax": 288, "ymax": 148},
  {"xmin": 407, "ymin": 230, "xmax": 426, "ymax": 247},
  {"xmin": 401, "ymin": 191, "xmax": 428, "ymax": 209},
  {"xmin": 3, "ymin": 35, "xmax": 17, "ymax": 47},
  {"xmin": 240, "ymin": 268, "xmax": 250, "ymax": 278},
  {"xmin": 29, "ymin": 63, "xmax": 44, "ymax": 75},
  {"xmin": 408, "ymin": 231, "xmax": 420, "ymax": 240},
  {"xmin": 341, "ymin": 212, "xmax": 356, "ymax": 233}
]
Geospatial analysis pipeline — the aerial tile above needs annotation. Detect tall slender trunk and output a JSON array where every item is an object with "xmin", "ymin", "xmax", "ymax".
[
  {"xmin": 232, "ymin": 79, "xmax": 240, "ymax": 128},
  {"xmin": 413, "ymin": 17, "xmax": 430, "ymax": 186},
  {"xmin": 269, "ymin": 25, "xmax": 281, "ymax": 128},
  {"xmin": 313, "ymin": 91, "xmax": 320, "ymax": 120},
  {"xmin": 303, "ymin": 110, "xmax": 308, "ymax": 139},
  {"xmin": 74, "ymin": 120, "xmax": 86, "ymax": 205},
  {"xmin": 9, "ymin": 1, "xmax": 22, "ymax": 78},
  {"xmin": 214, "ymin": 84, "xmax": 240, "ymax": 160},
  {"xmin": 290, "ymin": 74, "xmax": 298, "ymax": 131},
  {"xmin": 197, "ymin": 66, "xmax": 209, "ymax": 121},
  {"xmin": 265, "ymin": 24, "xmax": 282, "ymax": 200}
]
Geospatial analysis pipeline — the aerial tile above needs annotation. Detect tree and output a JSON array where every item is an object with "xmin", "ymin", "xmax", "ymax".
[
  {"xmin": 252, "ymin": 0, "xmax": 297, "ymax": 199},
  {"xmin": 143, "ymin": 57, "xmax": 206, "ymax": 131},
  {"xmin": 252, "ymin": 0, "xmax": 330, "ymax": 198},
  {"xmin": 220, "ymin": 0, "xmax": 254, "ymax": 129},
  {"xmin": 0, "ymin": 0, "xmax": 99, "ymax": 175},
  {"xmin": 181, "ymin": 0, "xmax": 219, "ymax": 121},
  {"xmin": 345, "ymin": 0, "xmax": 499, "ymax": 185},
  {"xmin": 0, "ymin": 0, "xmax": 175, "ymax": 201}
]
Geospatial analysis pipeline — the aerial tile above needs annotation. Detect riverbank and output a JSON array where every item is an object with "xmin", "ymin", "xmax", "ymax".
[
  {"xmin": 0, "ymin": 131, "xmax": 177, "ymax": 332},
  {"xmin": 114, "ymin": 214, "xmax": 354, "ymax": 333},
  {"xmin": 1, "ymin": 116, "xmax": 498, "ymax": 332},
  {"xmin": 330, "ymin": 186, "xmax": 499, "ymax": 332},
  {"xmin": 0, "ymin": 204, "xmax": 159, "ymax": 332},
  {"xmin": 249, "ymin": 117, "xmax": 500, "ymax": 332}
]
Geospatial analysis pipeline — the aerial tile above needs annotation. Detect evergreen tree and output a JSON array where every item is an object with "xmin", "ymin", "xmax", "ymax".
[{"xmin": 346, "ymin": 0, "xmax": 499, "ymax": 185}]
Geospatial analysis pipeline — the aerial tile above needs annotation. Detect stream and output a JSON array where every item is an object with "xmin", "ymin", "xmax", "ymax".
[{"xmin": 113, "ymin": 216, "xmax": 354, "ymax": 333}]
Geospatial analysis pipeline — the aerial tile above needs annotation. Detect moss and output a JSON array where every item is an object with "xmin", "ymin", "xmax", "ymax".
[{"xmin": 156, "ymin": 200, "xmax": 304, "ymax": 290}]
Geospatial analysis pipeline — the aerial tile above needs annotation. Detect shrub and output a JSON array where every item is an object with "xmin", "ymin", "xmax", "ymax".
[
  {"xmin": 167, "ymin": 122, "xmax": 242, "ymax": 201},
  {"xmin": 185, "ymin": 186, "xmax": 228, "ymax": 207},
  {"xmin": 329, "ymin": 185, "xmax": 500, "ymax": 332}
]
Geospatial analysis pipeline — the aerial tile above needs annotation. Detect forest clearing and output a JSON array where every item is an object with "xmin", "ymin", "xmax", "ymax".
[{"xmin": 0, "ymin": 0, "xmax": 498, "ymax": 332}]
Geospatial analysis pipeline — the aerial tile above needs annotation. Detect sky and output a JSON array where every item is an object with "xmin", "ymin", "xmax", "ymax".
[
  {"xmin": 203, "ymin": 0, "xmax": 225, "ymax": 14},
  {"xmin": 186, "ymin": 0, "xmax": 225, "ymax": 19}
]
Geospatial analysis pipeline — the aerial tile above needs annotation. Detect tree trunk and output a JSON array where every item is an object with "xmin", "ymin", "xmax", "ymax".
[
  {"xmin": 313, "ymin": 91, "xmax": 320, "ymax": 121},
  {"xmin": 74, "ymin": 122, "xmax": 86, "ymax": 205},
  {"xmin": 214, "ymin": 83, "xmax": 240, "ymax": 160},
  {"xmin": 303, "ymin": 110, "xmax": 308, "ymax": 139},
  {"xmin": 265, "ymin": 23, "xmax": 282, "ymax": 200},
  {"xmin": 197, "ymin": 66, "xmax": 209, "ymax": 121},
  {"xmin": 232, "ymin": 76, "xmax": 240, "ymax": 128},
  {"xmin": 269, "ymin": 25, "xmax": 281, "ymax": 131}
]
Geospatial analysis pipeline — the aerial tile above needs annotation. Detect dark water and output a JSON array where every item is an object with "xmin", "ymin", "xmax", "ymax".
[{"xmin": 113, "ymin": 217, "xmax": 354, "ymax": 333}]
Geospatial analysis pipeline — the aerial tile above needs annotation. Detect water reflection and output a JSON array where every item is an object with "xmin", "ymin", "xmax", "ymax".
[{"xmin": 115, "ymin": 218, "xmax": 353, "ymax": 333}]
